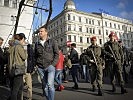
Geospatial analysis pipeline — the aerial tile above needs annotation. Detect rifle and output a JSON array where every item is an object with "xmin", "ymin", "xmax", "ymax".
[
  {"xmin": 90, "ymin": 50, "xmax": 98, "ymax": 67},
  {"xmin": 108, "ymin": 45, "xmax": 118, "ymax": 64}
]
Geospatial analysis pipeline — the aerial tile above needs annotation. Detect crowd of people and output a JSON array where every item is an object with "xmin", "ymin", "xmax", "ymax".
[{"xmin": 0, "ymin": 27, "xmax": 133, "ymax": 100}]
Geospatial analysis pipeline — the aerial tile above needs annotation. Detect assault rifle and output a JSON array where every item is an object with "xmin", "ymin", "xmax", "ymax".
[
  {"xmin": 108, "ymin": 45, "xmax": 118, "ymax": 64},
  {"xmin": 90, "ymin": 50, "xmax": 98, "ymax": 67}
]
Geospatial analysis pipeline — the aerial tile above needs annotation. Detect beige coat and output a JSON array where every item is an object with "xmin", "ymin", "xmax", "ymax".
[{"xmin": 8, "ymin": 44, "xmax": 28, "ymax": 73}]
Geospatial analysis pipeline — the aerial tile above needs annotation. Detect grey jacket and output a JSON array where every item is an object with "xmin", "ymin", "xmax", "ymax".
[{"xmin": 35, "ymin": 38, "xmax": 59, "ymax": 68}]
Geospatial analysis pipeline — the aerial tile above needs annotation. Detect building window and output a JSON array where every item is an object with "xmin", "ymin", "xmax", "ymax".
[
  {"xmin": 99, "ymin": 29, "xmax": 101, "ymax": 35},
  {"xmin": 130, "ymin": 27, "xmax": 132, "ymax": 32},
  {"xmin": 79, "ymin": 17, "xmax": 81, "ymax": 22},
  {"xmin": 74, "ymin": 36, "xmax": 76, "ymax": 42},
  {"xmin": 106, "ymin": 30, "xmax": 108, "ymax": 35},
  {"xmin": 110, "ymin": 23, "xmax": 112, "ymax": 28},
  {"xmin": 12, "ymin": 0, "xmax": 17, "ymax": 8},
  {"xmin": 61, "ymin": 28, "xmax": 62, "ymax": 33},
  {"xmin": 98, "ymin": 21, "xmax": 100, "ymax": 26},
  {"xmin": 74, "ymin": 25, "xmax": 76, "ymax": 31},
  {"xmin": 86, "ymin": 27, "xmax": 89, "ymax": 33},
  {"xmin": 87, "ymin": 37, "xmax": 89, "ymax": 43},
  {"xmin": 68, "ymin": 24, "xmax": 71, "ymax": 31},
  {"xmin": 105, "ymin": 21, "xmax": 107, "ymax": 27},
  {"xmin": 90, "ymin": 28, "xmax": 92, "ymax": 33},
  {"xmin": 118, "ymin": 24, "xmax": 120, "ymax": 29},
  {"xmin": 86, "ymin": 18, "xmax": 88, "ymax": 24},
  {"xmin": 79, "ymin": 26, "xmax": 82, "ymax": 32},
  {"xmin": 80, "ymin": 37, "xmax": 83, "ymax": 43},
  {"xmin": 4, "ymin": 0, "xmax": 9, "ymax": 7},
  {"xmin": 68, "ymin": 35, "xmax": 71, "ymax": 41},
  {"xmin": 93, "ymin": 28, "xmax": 95, "ymax": 34},
  {"xmin": 73, "ymin": 16, "xmax": 75, "ymax": 21},
  {"xmin": 99, "ymin": 39, "xmax": 102, "ymax": 44},
  {"xmin": 92, "ymin": 20, "xmax": 94, "ymax": 25},
  {"xmin": 89, "ymin": 19, "xmax": 91, "ymax": 24},
  {"xmin": 114, "ymin": 24, "xmax": 116, "ymax": 29},
  {"xmin": 68, "ymin": 14, "xmax": 70, "ymax": 20}
]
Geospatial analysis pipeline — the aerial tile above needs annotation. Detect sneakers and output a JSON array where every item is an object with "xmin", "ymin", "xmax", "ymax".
[{"xmin": 56, "ymin": 85, "xmax": 65, "ymax": 91}]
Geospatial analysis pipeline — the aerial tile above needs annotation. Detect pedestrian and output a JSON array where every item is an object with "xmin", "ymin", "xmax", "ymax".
[
  {"xmin": 0, "ymin": 37, "xmax": 7, "ymax": 85},
  {"xmin": 104, "ymin": 32, "xmax": 127, "ymax": 94},
  {"xmin": 69, "ymin": 43, "xmax": 79, "ymax": 89},
  {"xmin": 63, "ymin": 54, "xmax": 72, "ymax": 83},
  {"xmin": 34, "ymin": 26, "xmax": 59, "ymax": 100},
  {"xmin": 85, "ymin": 36, "xmax": 104, "ymax": 96},
  {"xmin": 8, "ymin": 33, "xmax": 28, "ymax": 100},
  {"xmin": 80, "ymin": 49, "xmax": 90, "ymax": 83},
  {"xmin": 55, "ymin": 46, "xmax": 65, "ymax": 91},
  {"xmin": 23, "ymin": 42, "xmax": 34, "ymax": 100}
]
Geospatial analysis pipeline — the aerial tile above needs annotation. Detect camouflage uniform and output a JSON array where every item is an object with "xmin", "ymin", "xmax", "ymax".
[
  {"xmin": 86, "ymin": 44, "xmax": 104, "ymax": 94},
  {"xmin": 104, "ymin": 40, "xmax": 127, "ymax": 93}
]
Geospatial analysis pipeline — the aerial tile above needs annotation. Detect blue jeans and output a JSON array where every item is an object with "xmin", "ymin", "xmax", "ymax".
[
  {"xmin": 82, "ymin": 65, "xmax": 90, "ymax": 82},
  {"xmin": 55, "ymin": 70, "xmax": 63, "ymax": 86},
  {"xmin": 37, "ymin": 65, "xmax": 55, "ymax": 100}
]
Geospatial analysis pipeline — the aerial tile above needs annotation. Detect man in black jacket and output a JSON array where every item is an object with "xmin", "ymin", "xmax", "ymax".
[
  {"xmin": 69, "ymin": 43, "xmax": 79, "ymax": 89},
  {"xmin": 34, "ymin": 27, "xmax": 59, "ymax": 100}
]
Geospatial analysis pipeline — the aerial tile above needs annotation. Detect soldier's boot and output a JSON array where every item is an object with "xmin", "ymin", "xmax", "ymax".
[
  {"xmin": 121, "ymin": 86, "xmax": 128, "ymax": 94},
  {"xmin": 111, "ymin": 85, "xmax": 116, "ymax": 92},
  {"xmin": 98, "ymin": 88, "xmax": 103, "ymax": 96},
  {"xmin": 92, "ymin": 85, "xmax": 96, "ymax": 92}
]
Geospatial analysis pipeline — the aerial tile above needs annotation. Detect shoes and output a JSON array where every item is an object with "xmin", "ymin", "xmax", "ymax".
[
  {"xmin": 92, "ymin": 86, "xmax": 96, "ymax": 92},
  {"xmin": 72, "ymin": 84, "xmax": 79, "ymax": 89},
  {"xmin": 98, "ymin": 89, "xmax": 103, "ymax": 96},
  {"xmin": 121, "ymin": 86, "xmax": 128, "ymax": 94},
  {"xmin": 111, "ymin": 85, "xmax": 116, "ymax": 92},
  {"xmin": 56, "ymin": 85, "xmax": 65, "ymax": 91}
]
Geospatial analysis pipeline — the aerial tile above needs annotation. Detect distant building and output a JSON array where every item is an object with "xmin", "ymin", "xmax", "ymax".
[
  {"xmin": 0, "ymin": 0, "xmax": 35, "ymax": 47},
  {"xmin": 36, "ymin": 0, "xmax": 133, "ymax": 54}
]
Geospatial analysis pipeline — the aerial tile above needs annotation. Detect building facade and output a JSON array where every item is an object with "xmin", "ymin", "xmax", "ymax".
[
  {"xmin": 47, "ymin": 0, "xmax": 133, "ymax": 54},
  {"xmin": 0, "ymin": 0, "xmax": 35, "ymax": 47}
]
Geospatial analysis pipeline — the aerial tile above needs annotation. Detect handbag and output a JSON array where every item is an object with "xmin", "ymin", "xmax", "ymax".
[{"xmin": 10, "ymin": 46, "xmax": 26, "ymax": 77}]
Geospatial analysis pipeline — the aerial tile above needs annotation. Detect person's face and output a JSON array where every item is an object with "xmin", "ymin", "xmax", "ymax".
[
  {"xmin": 109, "ymin": 36, "xmax": 115, "ymax": 41},
  {"xmin": 91, "ymin": 39, "xmax": 97, "ymax": 45},
  {"xmin": 39, "ymin": 28, "xmax": 48, "ymax": 39},
  {"xmin": 0, "ymin": 39, "xmax": 3, "ymax": 46}
]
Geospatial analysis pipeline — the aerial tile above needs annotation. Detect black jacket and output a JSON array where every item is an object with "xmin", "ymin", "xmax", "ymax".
[
  {"xmin": 69, "ymin": 48, "xmax": 79, "ymax": 64},
  {"xmin": 35, "ymin": 38, "xmax": 59, "ymax": 68}
]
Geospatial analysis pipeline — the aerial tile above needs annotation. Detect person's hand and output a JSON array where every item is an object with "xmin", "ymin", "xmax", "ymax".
[{"xmin": 89, "ymin": 60, "xmax": 95, "ymax": 63}]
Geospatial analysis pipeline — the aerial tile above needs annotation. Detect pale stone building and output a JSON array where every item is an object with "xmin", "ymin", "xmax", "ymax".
[
  {"xmin": 0, "ymin": 0, "xmax": 35, "ymax": 47},
  {"xmin": 46, "ymin": 0, "xmax": 133, "ymax": 54}
]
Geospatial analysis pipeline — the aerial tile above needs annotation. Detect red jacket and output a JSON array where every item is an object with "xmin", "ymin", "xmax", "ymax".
[{"xmin": 55, "ymin": 51, "xmax": 64, "ymax": 70}]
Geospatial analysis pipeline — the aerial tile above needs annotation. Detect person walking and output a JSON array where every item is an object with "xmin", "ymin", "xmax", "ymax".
[
  {"xmin": 69, "ymin": 43, "xmax": 79, "ymax": 89},
  {"xmin": 104, "ymin": 32, "xmax": 127, "ymax": 94},
  {"xmin": 55, "ymin": 46, "xmax": 65, "ymax": 91},
  {"xmin": 34, "ymin": 27, "xmax": 59, "ymax": 100}
]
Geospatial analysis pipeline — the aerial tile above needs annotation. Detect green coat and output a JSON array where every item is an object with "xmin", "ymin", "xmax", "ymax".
[{"xmin": 8, "ymin": 43, "xmax": 28, "ymax": 73}]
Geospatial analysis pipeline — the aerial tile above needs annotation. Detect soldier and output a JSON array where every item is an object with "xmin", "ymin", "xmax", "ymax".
[
  {"xmin": 104, "ymin": 32, "xmax": 127, "ymax": 94},
  {"xmin": 86, "ymin": 36, "xmax": 104, "ymax": 96},
  {"xmin": 118, "ymin": 40, "xmax": 130, "ymax": 83}
]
